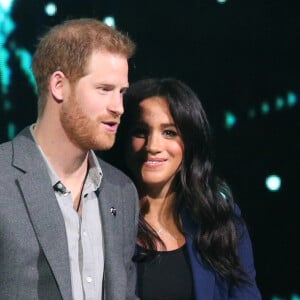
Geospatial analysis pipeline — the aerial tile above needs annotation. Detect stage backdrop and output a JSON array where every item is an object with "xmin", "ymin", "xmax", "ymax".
[{"xmin": 0, "ymin": 1, "xmax": 299, "ymax": 299}]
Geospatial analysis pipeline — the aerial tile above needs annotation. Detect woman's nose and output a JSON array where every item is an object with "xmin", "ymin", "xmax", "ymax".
[{"xmin": 145, "ymin": 133, "xmax": 162, "ymax": 153}]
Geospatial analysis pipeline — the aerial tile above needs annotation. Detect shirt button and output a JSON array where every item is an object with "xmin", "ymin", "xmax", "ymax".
[
  {"xmin": 83, "ymin": 231, "xmax": 88, "ymax": 237},
  {"xmin": 86, "ymin": 276, "xmax": 93, "ymax": 283}
]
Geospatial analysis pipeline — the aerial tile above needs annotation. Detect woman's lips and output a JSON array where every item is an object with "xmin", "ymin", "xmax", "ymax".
[{"xmin": 143, "ymin": 158, "xmax": 166, "ymax": 167}]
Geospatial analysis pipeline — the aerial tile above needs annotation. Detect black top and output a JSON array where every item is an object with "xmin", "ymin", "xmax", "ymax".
[{"xmin": 136, "ymin": 244, "xmax": 195, "ymax": 300}]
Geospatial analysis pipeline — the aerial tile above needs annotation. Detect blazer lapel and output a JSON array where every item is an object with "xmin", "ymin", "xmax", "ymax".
[
  {"xmin": 13, "ymin": 128, "xmax": 72, "ymax": 300},
  {"xmin": 182, "ymin": 210, "xmax": 215, "ymax": 300},
  {"xmin": 186, "ymin": 236, "xmax": 215, "ymax": 300},
  {"xmin": 97, "ymin": 162, "xmax": 138, "ymax": 300},
  {"xmin": 97, "ymin": 176, "xmax": 123, "ymax": 300}
]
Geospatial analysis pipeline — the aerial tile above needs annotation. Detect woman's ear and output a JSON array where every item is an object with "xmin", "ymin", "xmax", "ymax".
[{"xmin": 49, "ymin": 71, "xmax": 66, "ymax": 102}]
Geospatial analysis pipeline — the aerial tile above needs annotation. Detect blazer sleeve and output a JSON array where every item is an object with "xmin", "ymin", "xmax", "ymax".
[{"xmin": 229, "ymin": 205, "xmax": 262, "ymax": 300}]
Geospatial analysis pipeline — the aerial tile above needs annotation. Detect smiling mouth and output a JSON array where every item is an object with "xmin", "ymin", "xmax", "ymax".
[{"xmin": 143, "ymin": 159, "xmax": 166, "ymax": 167}]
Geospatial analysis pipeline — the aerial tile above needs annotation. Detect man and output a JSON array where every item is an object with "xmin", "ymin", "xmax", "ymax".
[{"xmin": 0, "ymin": 18, "xmax": 139, "ymax": 300}]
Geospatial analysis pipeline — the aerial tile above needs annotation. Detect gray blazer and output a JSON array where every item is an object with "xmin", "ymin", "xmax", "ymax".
[{"xmin": 0, "ymin": 127, "xmax": 139, "ymax": 300}]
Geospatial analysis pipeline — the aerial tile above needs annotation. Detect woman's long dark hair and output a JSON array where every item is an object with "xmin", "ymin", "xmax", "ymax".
[{"xmin": 103, "ymin": 78, "xmax": 248, "ymax": 285}]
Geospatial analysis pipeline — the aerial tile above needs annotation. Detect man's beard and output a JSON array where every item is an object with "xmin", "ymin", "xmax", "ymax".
[{"xmin": 60, "ymin": 92, "xmax": 116, "ymax": 151}]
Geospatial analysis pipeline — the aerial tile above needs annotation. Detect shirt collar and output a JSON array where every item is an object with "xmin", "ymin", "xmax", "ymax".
[{"xmin": 85, "ymin": 151, "xmax": 102, "ymax": 192}]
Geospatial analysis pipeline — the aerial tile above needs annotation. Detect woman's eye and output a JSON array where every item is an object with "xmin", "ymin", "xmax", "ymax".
[
  {"xmin": 164, "ymin": 130, "xmax": 177, "ymax": 137},
  {"xmin": 131, "ymin": 127, "xmax": 147, "ymax": 138}
]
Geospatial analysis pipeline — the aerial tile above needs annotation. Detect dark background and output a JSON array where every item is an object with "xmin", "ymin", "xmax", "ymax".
[{"xmin": 0, "ymin": 0, "xmax": 299, "ymax": 299}]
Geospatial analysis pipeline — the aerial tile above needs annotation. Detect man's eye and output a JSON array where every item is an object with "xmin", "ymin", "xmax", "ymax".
[
  {"xmin": 120, "ymin": 88, "xmax": 128, "ymax": 95},
  {"xmin": 98, "ymin": 86, "xmax": 112, "ymax": 92}
]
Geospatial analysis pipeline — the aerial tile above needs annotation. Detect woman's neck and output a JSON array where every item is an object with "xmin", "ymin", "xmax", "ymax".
[{"xmin": 142, "ymin": 193, "xmax": 185, "ymax": 251}]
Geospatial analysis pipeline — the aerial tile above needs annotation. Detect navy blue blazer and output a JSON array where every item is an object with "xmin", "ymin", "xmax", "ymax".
[
  {"xmin": 136, "ymin": 206, "xmax": 261, "ymax": 300},
  {"xmin": 182, "ymin": 207, "xmax": 261, "ymax": 300}
]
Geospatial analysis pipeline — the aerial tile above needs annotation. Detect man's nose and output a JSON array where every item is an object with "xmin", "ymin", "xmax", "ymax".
[{"xmin": 108, "ymin": 92, "xmax": 124, "ymax": 117}]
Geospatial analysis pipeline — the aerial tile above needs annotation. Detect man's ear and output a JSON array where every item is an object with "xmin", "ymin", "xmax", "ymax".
[{"xmin": 49, "ymin": 71, "xmax": 66, "ymax": 102}]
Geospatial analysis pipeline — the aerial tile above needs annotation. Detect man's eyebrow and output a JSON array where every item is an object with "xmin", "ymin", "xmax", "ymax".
[{"xmin": 95, "ymin": 82, "xmax": 129, "ymax": 87}]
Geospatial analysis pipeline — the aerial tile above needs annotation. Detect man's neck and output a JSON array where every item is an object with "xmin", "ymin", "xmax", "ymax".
[{"xmin": 34, "ymin": 118, "xmax": 89, "ymax": 181}]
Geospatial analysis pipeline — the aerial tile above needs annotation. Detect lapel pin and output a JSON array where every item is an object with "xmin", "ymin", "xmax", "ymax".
[{"xmin": 110, "ymin": 207, "xmax": 117, "ymax": 216}]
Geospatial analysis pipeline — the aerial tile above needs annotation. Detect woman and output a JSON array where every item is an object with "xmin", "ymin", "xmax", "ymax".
[{"xmin": 104, "ymin": 78, "xmax": 261, "ymax": 299}]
